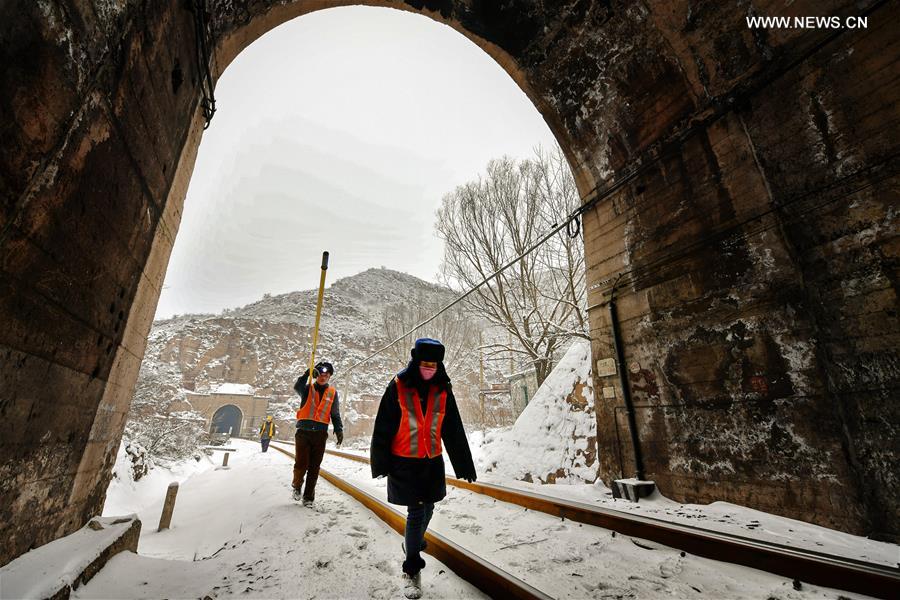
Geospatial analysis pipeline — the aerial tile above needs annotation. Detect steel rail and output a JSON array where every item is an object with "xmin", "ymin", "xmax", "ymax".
[
  {"xmin": 269, "ymin": 443, "xmax": 551, "ymax": 600},
  {"xmin": 291, "ymin": 444, "xmax": 900, "ymax": 600}
]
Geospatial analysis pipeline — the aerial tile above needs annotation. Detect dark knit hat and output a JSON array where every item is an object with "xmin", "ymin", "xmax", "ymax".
[
  {"xmin": 314, "ymin": 361, "xmax": 334, "ymax": 375},
  {"xmin": 411, "ymin": 338, "xmax": 445, "ymax": 362}
]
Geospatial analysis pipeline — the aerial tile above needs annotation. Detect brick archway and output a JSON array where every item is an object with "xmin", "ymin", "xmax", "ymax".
[{"xmin": 1, "ymin": 1, "xmax": 898, "ymax": 564}]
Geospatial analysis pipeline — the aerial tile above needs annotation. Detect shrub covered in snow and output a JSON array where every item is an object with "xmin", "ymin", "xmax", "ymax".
[
  {"xmin": 124, "ymin": 442, "xmax": 149, "ymax": 481},
  {"xmin": 122, "ymin": 361, "xmax": 208, "ymax": 472}
]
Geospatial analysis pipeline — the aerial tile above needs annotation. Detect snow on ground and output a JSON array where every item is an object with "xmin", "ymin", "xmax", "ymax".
[
  {"xmin": 318, "ymin": 454, "xmax": 875, "ymax": 600},
  {"xmin": 103, "ymin": 443, "xmax": 218, "ymax": 517},
  {"xmin": 465, "ymin": 339, "xmax": 898, "ymax": 570},
  {"xmin": 471, "ymin": 477, "xmax": 900, "ymax": 570},
  {"xmin": 331, "ymin": 440, "xmax": 899, "ymax": 570},
  {"xmin": 77, "ymin": 436, "xmax": 886, "ymax": 599},
  {"xmin": 78, "ymin": 439, "xmax": 485, "ymax": 599}
]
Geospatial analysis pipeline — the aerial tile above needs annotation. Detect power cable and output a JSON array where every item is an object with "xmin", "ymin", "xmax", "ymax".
[
  {"xmin": 340, "ymin": 211, "xmax": 587, "ymax": 379},
  {"xmin": 339, "ymin": 145, "xmax": 896, "ymax": 380}
]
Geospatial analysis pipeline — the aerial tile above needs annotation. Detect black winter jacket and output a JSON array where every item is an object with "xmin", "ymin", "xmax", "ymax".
[{"xmin": 370, "ymin": 362, "xmax": 476, "ymax": 506}]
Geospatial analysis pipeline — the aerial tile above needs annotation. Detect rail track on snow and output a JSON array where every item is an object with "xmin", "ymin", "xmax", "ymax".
[
  {"xmin": 269, "ymin": 442, "xmax": 551, "ymax": 600},
  {"xmin": 270, "ymin": 440, "xmax": 899, "ymax": 599}
]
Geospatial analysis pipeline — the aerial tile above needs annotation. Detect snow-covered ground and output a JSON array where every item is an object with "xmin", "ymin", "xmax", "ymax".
[
  {"xmin": 323, "ymin": 454, "xmax": 876, "ymax": 600},
  {"xmin": 103, "ymin": 444, "xmax": 219, "ymax": 517},
  {"xmin": 80, "ymin": 438, "xmax": 876, "ymax": 599},
  {"xmin": 328, "ymin": 439, "xmax": 900, "ymax": 571},
  {"xmin": 80, "ymin": 339, "xmax": 895, "ymax": 599},
  {"xmin": 336, "ymin": 339, "xmax": 899, "ymax": 571},
  {"xmin": 81, "ymin": 438, "xmax": 484, "ymax": 599},
  {"xmin": 0, "ymin": 517, "xmax": 138, "ymax": 600}
]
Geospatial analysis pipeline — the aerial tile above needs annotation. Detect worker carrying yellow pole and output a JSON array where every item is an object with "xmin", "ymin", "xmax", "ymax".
[{"xmin": 291, "ymin": 251, "xmax": 343, "ymax": 507}]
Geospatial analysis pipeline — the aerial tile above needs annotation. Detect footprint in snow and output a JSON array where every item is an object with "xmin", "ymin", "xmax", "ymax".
[
  {"xmin": 450, "ymin": 522, "xmax": 483, "ymax": 534},
  {"xmin": 373, "ymin": 559, "xmax": 395, "ymax": 575},
  {"xmin": 658, "ymin": 556, "xmax": 683, "ymax": 579},
  {"xmin": 367, "ymin": 582, "xmax": 393, "ymax": 599}
]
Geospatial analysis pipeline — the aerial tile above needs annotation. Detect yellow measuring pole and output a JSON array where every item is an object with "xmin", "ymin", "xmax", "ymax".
[{"xmin": 307, "ymin": 251, "xmax": 329, "ymax": 386}]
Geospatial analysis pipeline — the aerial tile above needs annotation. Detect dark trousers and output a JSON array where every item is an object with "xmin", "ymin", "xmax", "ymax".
[
  {"xmin": 260, "ymin": 438, "xmax": 270, "ymax": 452},
  {"xmin": 292, "ymin": 429, "xmax": 328, "ymax": 500},
  {"xmin": 404, "ymin": 503, "xmax": 434, "ymax": 574}
]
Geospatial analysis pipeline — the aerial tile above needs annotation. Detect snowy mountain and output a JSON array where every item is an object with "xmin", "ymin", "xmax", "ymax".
[{"xmin": 136, "ymin": 268, "xmax": 505, "ymax": 438}]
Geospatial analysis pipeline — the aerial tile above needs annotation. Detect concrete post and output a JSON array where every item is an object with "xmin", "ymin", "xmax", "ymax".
[
  {"xmin": 222, "ymin": 452, "xmax": 230, "ymax": 467},
  {"xmin": 157, "ymin": 482, "xmax": 179, "ymax": 531}
]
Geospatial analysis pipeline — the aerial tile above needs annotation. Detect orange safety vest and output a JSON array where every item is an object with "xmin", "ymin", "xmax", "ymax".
[
  {"xmin": 259, "ymin": 421, "xmax": 275, "ymax": 438},
  {"xmin": 296, "ymin": 385, "xmax": 336, "ymax": 424},
  {"xmin": 391, "ymin": 377, "xmax": 447, "ymax": 458}
]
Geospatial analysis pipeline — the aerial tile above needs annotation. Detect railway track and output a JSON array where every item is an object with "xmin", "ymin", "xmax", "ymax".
[
  {"xmin": 269, "ymin": 443, "xmax": 551, "ymax": 600},
  {"xmin": 270, "ymin": 441, "xmax": 899, "ymax": 599}
]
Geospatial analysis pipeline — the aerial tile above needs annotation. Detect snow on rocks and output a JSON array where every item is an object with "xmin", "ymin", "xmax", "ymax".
[
  {"xmin": 480, "ymin": 340, "xmax": 597, "ymax": 484},
  {"xmin": 213, "ymin": 382, "xmax": 255, "ymax": 395},
  {"xmin": 0, "ymin": 516, "xmax": 140, "ymax": 600}
]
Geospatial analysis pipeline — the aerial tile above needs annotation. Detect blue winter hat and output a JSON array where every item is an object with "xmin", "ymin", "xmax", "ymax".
[{"xmin": 411, "ymin": 338, "xmax": 445, "ymax": 362}]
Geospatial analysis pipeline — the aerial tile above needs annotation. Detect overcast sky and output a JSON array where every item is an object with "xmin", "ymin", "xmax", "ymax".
[{"xmin": 155, "ymin": 6, "xmax": 557, "ymax": 319}]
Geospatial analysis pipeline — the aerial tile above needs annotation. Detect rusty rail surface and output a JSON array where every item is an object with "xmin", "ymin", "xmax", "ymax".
[
  {"xmin": 269, "ymin": 443, "xmax": 551, "ymax": 600},
  {"xmin": 274, "ymin": 443, "xmax": 900, "ymax": 600}
]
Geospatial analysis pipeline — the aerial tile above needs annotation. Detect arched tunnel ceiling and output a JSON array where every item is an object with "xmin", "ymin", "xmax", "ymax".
[{"xmin": 0, "ymin": 0, "xmax": 897, "ymax": 566}]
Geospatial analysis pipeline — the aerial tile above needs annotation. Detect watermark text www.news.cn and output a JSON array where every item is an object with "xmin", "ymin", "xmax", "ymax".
[{"xmin": 746, "ymin": 15, "xmax": 868, "ymax": 29}]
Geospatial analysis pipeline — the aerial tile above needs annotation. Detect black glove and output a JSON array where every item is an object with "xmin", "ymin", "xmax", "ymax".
[
  {"xmin": 311, "ymin": 368, "xmax": 320, "ymax": 379},
  {"xmin": 461, "ymin": 473, "xmax": 477, "ymax": 483},
  {"xmin": 335, "ymin": 431, "xmax": 343, "ymax": 446}
]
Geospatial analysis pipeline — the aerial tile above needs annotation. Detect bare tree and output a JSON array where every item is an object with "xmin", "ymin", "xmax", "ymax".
[
  {"xmin": 380, "ymin": 293, "xmax": 480, "ymax": 377},
  {"xmin": 379, "ymin": 295, "xmax": 516, "ymax": 429},
  {"xmin": 435, "ymin": 146, "xmax": 587, "ymax": 386}
]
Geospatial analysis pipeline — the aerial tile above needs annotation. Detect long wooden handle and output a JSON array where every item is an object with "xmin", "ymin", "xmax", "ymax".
[{"xmin": 307, "ymin": 251, "xmax": 329, "ymax": 386}]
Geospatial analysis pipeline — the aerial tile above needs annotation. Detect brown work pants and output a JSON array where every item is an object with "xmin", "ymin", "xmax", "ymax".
[{"xmin": 292, "ymin": 429, "xmax": 328, "ymax": 501}]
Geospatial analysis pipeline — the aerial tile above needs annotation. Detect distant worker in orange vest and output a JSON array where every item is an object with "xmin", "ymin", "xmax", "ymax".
[
  {"xmin": 370, "ymin": 338, "xmax": 476, "ymax": 600},
  {"xmin": 259, "ymin": 415, "xmax": 276, "ymax": 453},
  {"xmin": 292, "ymin": 361, "xmax": 343, "ymax": 507}
]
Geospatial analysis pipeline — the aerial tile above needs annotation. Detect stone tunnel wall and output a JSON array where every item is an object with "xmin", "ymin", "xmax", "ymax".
[
  {"xmin": 0, "ymin": 0, "xmax": 897, "ymax": 565},
  {"xmin": 569, "ymin": 1, "xmax": 899, "ymax": 540},
  {"xmin": 0, "ymin": 0, "xmax": 205, "ymax": 566}
]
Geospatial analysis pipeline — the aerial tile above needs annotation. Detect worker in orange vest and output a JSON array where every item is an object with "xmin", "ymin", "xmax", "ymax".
[
  {"xmin": 258, "ymin": 415, "xmax": 276, "ymax": 452},
  {"xmin": 370, "ymin": 338, "xmax": 476, "ymax": 599},
  {"xmin": 292, "ymin": 361, "xmax": 343, "ymax": 507}
]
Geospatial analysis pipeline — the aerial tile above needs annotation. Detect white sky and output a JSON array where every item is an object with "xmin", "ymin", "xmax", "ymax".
[{"xmin": 155, "ymin": 6, "xmax": 557, "ymax": 319}]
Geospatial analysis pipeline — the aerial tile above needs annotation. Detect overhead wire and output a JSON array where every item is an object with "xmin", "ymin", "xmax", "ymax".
[
  {"xmin": 336, "ymin": 1, "xmax": 896, "ymax": 379},
  {"xmin": 338, "ymin": 144, "xmax": 897, "ymax": 381}
]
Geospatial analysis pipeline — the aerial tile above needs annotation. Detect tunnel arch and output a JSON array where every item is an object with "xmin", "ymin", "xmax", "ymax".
[
  {"xmin": 209, "ymin": 404, "xmax": 244, "ymax": 437},
  {"xmin": 1, "ymin": 0, "xmax": 897, "ymax": 566}
]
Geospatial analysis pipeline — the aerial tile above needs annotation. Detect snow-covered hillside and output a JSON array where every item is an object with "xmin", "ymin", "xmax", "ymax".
[
  {"xmin": 480, "ymin": 340, "xmax": 597, "ymax": 484},
  {"xmin": 135, "ymin": 268, "xmax": 508, "ymax": 440}
]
